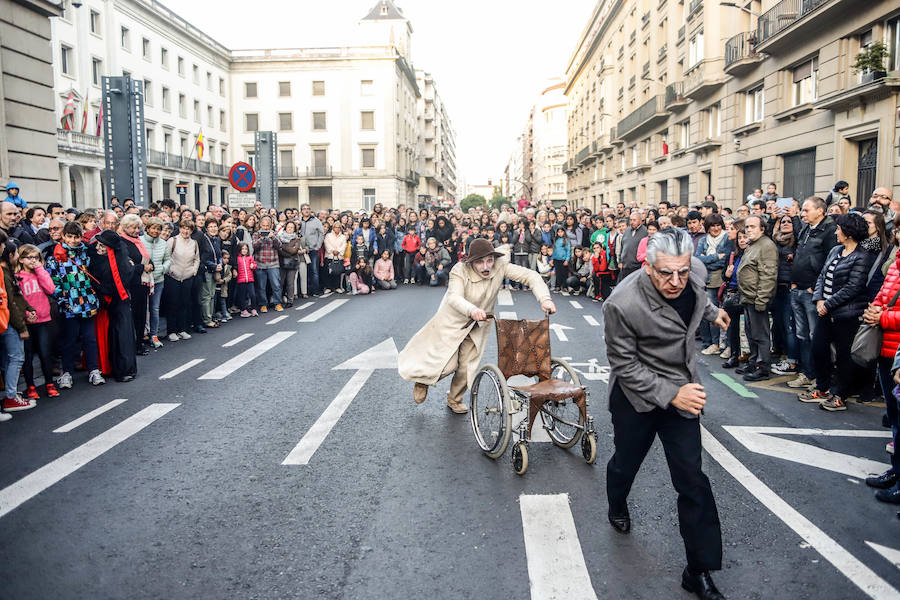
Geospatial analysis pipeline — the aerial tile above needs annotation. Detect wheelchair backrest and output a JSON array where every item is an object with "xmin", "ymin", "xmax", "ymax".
[{"xmin": 495, "ymin": 317, "xmax": 552, "ymax": 381}]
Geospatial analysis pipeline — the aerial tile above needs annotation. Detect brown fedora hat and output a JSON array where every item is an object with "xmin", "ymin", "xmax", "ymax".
[{"xmin": 465, "ymin": 238, "xmax": 503, "ymax": 264}]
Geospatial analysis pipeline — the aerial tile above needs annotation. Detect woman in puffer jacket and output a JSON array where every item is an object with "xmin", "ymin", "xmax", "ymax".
[{"xmin": 800, "ymin": 213, "xmax": 875, "ymax": 411}]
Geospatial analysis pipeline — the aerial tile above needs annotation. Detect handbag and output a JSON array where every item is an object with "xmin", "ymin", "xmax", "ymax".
[
  {"xmin": 851, "ymin": 286, "xmax": 900, "ymax": 366},
  {"xmin": 721, "ymin": 289, "xmax": 742, "ymax": 311}
]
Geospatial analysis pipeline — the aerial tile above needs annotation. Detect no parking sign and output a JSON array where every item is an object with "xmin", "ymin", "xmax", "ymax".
[{"xmin": 229, "ymin": 162, "xmax": 256, "ymax": 192}]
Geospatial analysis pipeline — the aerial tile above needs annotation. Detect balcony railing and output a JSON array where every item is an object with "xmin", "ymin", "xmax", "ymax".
[
  {"xmin": 147, "ymin": 149, "xmax": 168, "ymax": 165},
  {"xmin": 279, "ymin": 166, "xmax": 298, "ymax": 178},
  {"xmin": 57, "ymin": 129, "xmax": 103, "ymax": 154},
  {"xmin": 212, "ymin": 163, "xmax": 225, "ymax": 176},
  {"xmin": 724, "ymin": 32, "xmax": 762, "ymax": 72},
  {"xmin": 688, "ymin": 0, "xmax": 703, "ymax": 16},
  {"xmin": 629, "ymin": 75, "xmax": 636, "ymax": 89},
  {"xmin": 617, "ymin": 95, "xmax": 666, "ymax": 139},
  {"xmin": 677, "ymin": 25, "xmax": 686, "ymax": 43},
  {"xmin": 658, "ymin": 44, "xmax": 668, "ymax": 59},
  {"xmin": 629, "ymin": 30, "xmax": 636, "ymax": 44},
  {"xmin": 641, "ymin": 11, "xmax": 650, "ymax": 27},
  {"xmin": 576, "ymin": 144, "xmax": 591, "ymax": 165},
  {"xmin": 307, "ymin": 166, "xmax": 332, "ymax": 178},
  {"xmin": 684, "ymin": 60, "xmax": 726, "ymax": 99},
  {"xmin": 642, "ymin": 61, "xmax": 650, "ymax": 77},
  {"xmin": 665, "ymin": 81, "xmax": 688, "ymax": 108},
  {"xmin": 757, "ymin": 0, "xmax": 800, "ymax": 45}
]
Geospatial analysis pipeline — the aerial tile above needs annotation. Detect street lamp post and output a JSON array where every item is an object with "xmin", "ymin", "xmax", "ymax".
[{"xmin": 719, "ymin": 2, "xmax": 762, "ymax": 17}]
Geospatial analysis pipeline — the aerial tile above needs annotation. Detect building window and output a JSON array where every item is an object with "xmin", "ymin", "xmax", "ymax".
[
  {"xmin": 746, "ymin": 86, "xmax": 764, "ymax": 123},
  {"xmin": 706, "ymin": 104, "xmax": 720, "ymax": 138},
  {"xmin": 688, "ymin": 32, "xmax": 704, "ymax": 68},
  {"xmin": 91, "ymin": 58, "xmax": 102, "ymax": 85},
  {"xmin": 312, "ymin": 112, "xmax": 326, "ymax": 130},
  {"xmin": 363, "ymin": 188, "xmax": 376, "ymax": 211},
  {"xmin": 245, "ymin": 113, "xmax": 259, "ymax": 132},
  {"xmin": 60, "ymin": 45, "xmax": 72, "ymax": 75},
  {"xmin": 361, "ymin": 80, "xmax": 374, "ymax": 96},
  {"xmin": 279, "ymin": 81, "xmax": 291, "ymax": 97},
  {"xmin": 312, "ymin": 80, "xmax": 325, "ymax": 96},
  {"xmin": 278, "ymin": 112, "xmax": 293, "ymax": 131},
  {"xmin": 207, "ymin": 105, "xmax": 213, "ymax": 127},
  {"xmin": 160, "ymin": 47, "xmax": 168, "ymax": 68},
  {"xmin": 142, "ymin": 38, "xmax": 150, "ymax": 60},
  {"xmin": 888, "ymin": 17, "xmax": 900, "ymax": 72},
  {"xmin": 177, "ymin": 57, "xmax": 184, "ymax": 76},
  {"xmin": 679, "ymin": 119, "xmax": 690, "ymax": 148},
  {"xmin": 143, "ymin": 80, "xmax": 152, "ymax": 105},
  {"xmin": 361, "ymin": 111, "xmax": 375, "ymax": 130},
  {"xmin": 89, "ymin": 10, "xmax": 100, "ymax": 35},
  {"xmin": 220, "ymin": 110, "xmax": 226, "ymax": 131},
  {"xmin": 280, "ymin": 149, "xmax": 294, "ymax": 170},
  {"xmin": 193, "ymin": 100, "xmax": 200, "ymax": 123},
  {"xmin": 192, "ymin": 65, "xmax": 199, "ymax": 84},
  {"xmin": 120, "ymin": 26, "xmax": 130, "ymax": 50},
  {"xmin": 219, "ymin": 77, "xmax": 225, "ymax": 96},
  {"xmin": 206, "ymin": 72, "xmax": 212, "ymax": 90},
  {"xmin": 312, "ymin": 148, "xmax": 327, "ymax": 170},
  {"xmin": 792, "ymin": 58, "xmax": 818, "ymax": 106},
  {"xmin": 178, "ymin": 94, "xmax": 186, "ymax": 118},
  {"xmin": 162, "ymin": 87, "xmax": 170, "ymax": 111},
  {"xmin": 245, "ymin": 82, "xmax": 257, "ymax": 98},
  {"xmin": 361, "ymin": 148, "xmax": 375, "ymax": 169}
]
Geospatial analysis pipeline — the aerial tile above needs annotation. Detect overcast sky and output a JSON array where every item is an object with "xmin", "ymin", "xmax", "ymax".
[{"xmin": 165, "ymin": 0, "xmax": 594, "ymax": 187}]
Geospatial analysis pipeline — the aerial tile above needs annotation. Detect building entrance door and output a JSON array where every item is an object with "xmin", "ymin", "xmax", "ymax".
[{"xmin": 857, "ymin": 138, "xmax": 877, "ymax": 208}]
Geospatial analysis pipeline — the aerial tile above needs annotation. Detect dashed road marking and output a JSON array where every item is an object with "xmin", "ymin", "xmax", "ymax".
[
  {"xmin": 295, "ymin": 301, "xmax": 314, "ymax": 311},
  {"xmin": 53, "ymin": 399, "xmax": 128, "ymax": 433},
  {"xmin": 159, "ymin": 358, "xmax": 205, "ymax": 380},
  {"xmin": 569, "ymin": 300, "xmax": 583, "ymax": 309},
  {"xmin": 199, "ymin": 332, "xmax": 296, "ymax": 380},
  {"xmin": 583, "ymin": 315, "xmax": 600, "ymax": 326},
  {"xmin": 499, "ymin": 311, "xmax": 518, "ymax": 320},
  {"xmin": 222, "ymin": 333, "xmax": 253, "ymax": 347},
  {"xmin": 299, "ymin": 299, "xmax": 348, "ymax": 323},
  {"xmin": 266, "ymin": 315, "xmax": 288, "ymax": 325},
  {"xmin": 497, "ymin": 289, "xmax": 513, "ymax": 306}
]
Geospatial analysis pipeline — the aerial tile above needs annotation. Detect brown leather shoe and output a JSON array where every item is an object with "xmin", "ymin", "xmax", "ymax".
[
  {"xmin": 413, "ymin": 383, "xmax": 428, "ymax": 404},
  {"xmin": 446, "ymin": 397, "xmax": 469, "ymax": 414}
]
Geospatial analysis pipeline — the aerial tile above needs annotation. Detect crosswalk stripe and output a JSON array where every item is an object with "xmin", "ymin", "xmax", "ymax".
[
  {"xmin": 520, "ymin": 494, "xmax": 598, "ymax": 600},
  {"xmin": 499, "ymin": 311, "xmax": 518, "ymax": 320},
  {"xmin": 222, "ymin": 333, "xmax": 253, "ymax": 347},
  {"xmin": 267, "ymin": 315, "xmax": 288, "ymax": 325},
  {"xmin": 570, "ymin": 300, "xmax": 583, "ymax": 309},
  {"xmin": 198, "ymin": 331, "xmax": 296, "ymax": 380},
  {"xmin": 295, "ymin": 301, "xmax": 314, "ymax": 311},
  {"xmin": 299, "ymin": 299, "xmax": 348, "ymax": 322},
  {"xmin": 53, "ymin": 399, "xmax": 128, "ymax": 433},
  {"xmin": 497, "ymin": 289, "xmax": 513, "ymax": 305},
  {"xmin": 0, "ymin": 403, "xmax": 180, "ymax": 519},
  {"xmin": 583, "ymin": 315, "xmax": 600, "ymax": 326},
  {"xmin": 159, "ymin": 358, "xmax": 205, "ymax": 380}
]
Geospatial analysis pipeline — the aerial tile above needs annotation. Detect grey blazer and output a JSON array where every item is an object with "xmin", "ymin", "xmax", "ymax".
[{"xmin": 602, "ymin": 258, "xmax": 719, "ymax": 419}]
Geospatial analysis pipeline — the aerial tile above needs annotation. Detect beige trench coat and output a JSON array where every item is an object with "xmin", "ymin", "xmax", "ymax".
[{"xmin": 398, "ymin": 246, "xmax": 551, "ymax": 388}]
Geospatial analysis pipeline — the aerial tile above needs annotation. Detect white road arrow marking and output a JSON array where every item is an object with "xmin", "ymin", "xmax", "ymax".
[
  {"xmin": 282, "ymin": 338, "xmax": 399, "ymax": 465},
  {"xmin": 549, "ymin": 323, "xmax": 574, "ymax": 342},
  {"xmin": 497, "ymin": 289, "xmax": 513, "ymax": 305},
  {"xmin": 723, "ymin": 426, "xmax": 891, "ymax": 479},
  {"xmin": 520, "ymin": 494, "xmax": 598, "ymax": 600},
  {"xmin": 866, "ymin": 542, "xmax": 900, "ymax": 570}
]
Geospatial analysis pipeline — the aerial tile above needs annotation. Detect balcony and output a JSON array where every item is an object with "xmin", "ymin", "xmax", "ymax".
[
  {"xmin": 756, "ymin": 0, "xmax": 850, "ymax": 53},
  {"xmin": 814, "ymin": 76, "xmax": 900, "ymax": 112},
  {"xmin": 279, "ymin": 166, "xmax": 299, "ymax": 178},
  {"xmin": 575, "ymin": 144, "xmax": 592, "ymax": 166},
  {"xmin": 642, "ymin": 62, "xmax": 650, "ymax": 78},
  {"xmin": 665, "ymin": 81, "xmax": 689, "ymax": 110},
  {"xmin": 688, "ymin": 0, "xmax": 703, "ymax": 18},
  {"xmin": 688, "ymin": 136, "xmax": 723, "ymax": 154},
  {"xmin": 212, "ymin": 163, "xmax": 225, "ymax": 176},
  {"xmin": 629, "ymin": 75, "xmax": 636, "ymax": 89},
  {"xmin": 591, "ymin": 135, "xmax": 608, "ymax": 156},
  {"xmin": 57, "ymin": 129, "xmax": 102, "ymax": 155},
  {"xmin": 306, "ymin": 166, "xmax": 332, "ymax": 178},
  {"xmin": 724, "ymin": 32, "xmax": 763, "ymax": 76},
  {"xmin": 405, "ymin": 170, "xmax": 420, "ymax": 185},
  {"xmin": 629, "ymin": 30, "xmax": 636, "ymax": 45},
  {"xmin": 641, "ymin": 11, "xmax": 650, "ymax": 28},
  {"xmin": 618, "ymin": 86, "xmax": 624, "ymax": 98},
  {"xmin": 617, "ymin": 95, "xmax": 667, "ymax": 140},
  {"xmin": 609, "ymin": 126, "xmax": 624, "ymax": 146},
  {"xmin": 677, "ymin": 25, "xmax": 685, "ymax": 44},
  {"xmin": 658, "ymin": 44, "xmax": 667, "ymax": 62},
  {"xmin": 683, "ymin": 59, "xmax": 726, "ymax": 99}
]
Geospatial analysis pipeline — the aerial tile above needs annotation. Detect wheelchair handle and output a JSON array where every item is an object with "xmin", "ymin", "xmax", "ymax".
[{"xmin": 462, "ymin": 312, "xmax": 494, "ymax": 329}]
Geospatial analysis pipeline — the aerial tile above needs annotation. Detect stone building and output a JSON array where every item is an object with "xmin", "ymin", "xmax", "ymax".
[{"xmin": 415, "ymin": 70, "xmax": 458, "ymax": 209}]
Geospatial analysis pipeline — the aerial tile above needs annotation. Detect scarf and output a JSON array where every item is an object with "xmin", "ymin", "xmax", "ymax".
[
  {"xmin": 106, "ymin": 248, "xmax": 129, "ymax": 301},
  {"xmin": 277, "ymin": 231, "xmax": 297, "ymax": 244},
  {"xmin": 861, "ymin": 237, "xmax": 882, "ymax": 254},
  {"xmin": 704, "ymin": 230, "xmax": 727, "ymax": 256},
  {"xmin": 120, "ymin": 230, "xmax": 149, "ymax": 261},
  {"xmin": 772, "ymin": 228, "xmax": 796, "ymax": 248}
]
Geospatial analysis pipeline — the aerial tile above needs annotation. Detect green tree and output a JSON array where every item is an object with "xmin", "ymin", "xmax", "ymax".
[
  {"xmin": 460, "ymin": 193, "xmax": 487, "ymax": 212},
  {"xmin": 489, "ymin": 194, "xmax": 508, "ymax": 210}
]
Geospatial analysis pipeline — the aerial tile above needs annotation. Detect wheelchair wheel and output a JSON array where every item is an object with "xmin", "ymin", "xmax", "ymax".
[
  {"xmin": 470, "ymin": 364, "xmax": 512, "ymax": 459},
  {"xmin": 542, "ymin": 357, "xmax": 585, "ymax": 449},
  {"xmin": 512, "ymin": 441, "xmax": 528, "ymax": 475},
  {"xmin": 581, "ymin": 432, "xmax": 597, "ymax": 464}
]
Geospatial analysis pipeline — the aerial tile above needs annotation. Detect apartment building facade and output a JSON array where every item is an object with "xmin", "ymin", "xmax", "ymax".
[
  {"xmin": 532, "ymin": 79, "xmax": 568, "ymax": 206},
  {"xmin": 565, "ymin": 0, "xmax": 900, "ymax": 211},
  {"xmin": 416, "ymin": 70, "xmax": 458, "ymax": 208}
]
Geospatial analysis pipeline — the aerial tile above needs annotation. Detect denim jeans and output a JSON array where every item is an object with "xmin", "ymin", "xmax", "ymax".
[
  {"xmin": 429, "ymin": 269, "xmax": 449, "ymax": 286},
  {"xmin": 0, "ymin": 326, "xmax": 24, "ymax": 398},
  {"xmin": 307, "ymin": 257, "xmax": 321, "ymax": 295},
  {"xmin": 148, "ymin": 279, "xmax": 165, "ymax": 337},
  {"xmin": 772, "ymin": 285, "xmax": 798, "ymax": 362},
  {"xmin": 699, "ymin": 288, "xmax": 721, "ymax": 347},
  {"xmin": 876, "ymin": 356, "xmax": 899, "ymax": 474},
  {"xmin": 255, "ymin": 266, "xmax": 282, "ymax": 307},
  {"xmin": 791, "ymin": 288, "xmax": 818, "ymax": 378}
]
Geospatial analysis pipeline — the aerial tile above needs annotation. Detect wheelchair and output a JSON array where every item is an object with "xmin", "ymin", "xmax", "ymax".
[{"xmin": 468, "ymin": 314, "xmax": 598, "ymax": 475}]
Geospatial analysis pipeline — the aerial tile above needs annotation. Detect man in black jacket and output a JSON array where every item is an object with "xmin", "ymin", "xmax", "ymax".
[{"xmin": 787, "ymin": 196, "xmax": 838, "ymax": 388}]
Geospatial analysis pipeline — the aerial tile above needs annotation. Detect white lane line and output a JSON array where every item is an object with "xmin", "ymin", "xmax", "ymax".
[
  {"xmin": 294, "ymin": 301, "xmax": 314, "ymax": 311},
  {"xmin": 701, "ymin": 425, "xmax": 899, "ymax": 600},
  {"xmin": 299, "ymin": 299, "xmax": 348, "ymax": 323},
  {"xmin": 198, "ymin": 331, "xmax": 296, "ymax": 380},
  {"xmin": 282, "ymin": 369, "xmax": 373, "ymax": 465},
  {"xmin": 520, "ymin": 494, "xmax": 598, "ymax": 600},
  {"xmin": 497, "ymin": 289, "xmax": 514, "ymax": 305},
  {"xmin": 159, "ymin": 358, "xmax": 205, "ymax": 380},
  {"xmin": 569, "ymin": 300, "xmax": 583, "ymax": 309},
  {"xmin": 583, "ymin": 315, "xmax": 600, "ymax": 326},
  {"xmin": 53, "ymin": 399, "xmax": 128, "ymax": 433},
  {"xmin": 499, "ymin": 311, "xmax": 518, "ymax": 320},
  {"xmin": 0, "ymin": 404, "xmax": 179, "ymax": 519},
  {"xmin": 866, "ymin": 542, "xmax": 900, "ymax": 570},
  {"xmin": 267, "ymin": 315, "xmax": 288, "ymax": 325},
  {"xmin": 222, "ymin": 333, "xmax": 253, "ymax": 347}
]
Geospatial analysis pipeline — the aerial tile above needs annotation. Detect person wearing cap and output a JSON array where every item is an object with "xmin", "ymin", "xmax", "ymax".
[{"xmin": 398, "ymin": 238, "xmax": 556, "ymax": 414}]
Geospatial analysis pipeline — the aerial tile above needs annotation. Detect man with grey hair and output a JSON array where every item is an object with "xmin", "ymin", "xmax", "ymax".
[
  {"xmin": 299, "ymin": 203, "xmax": 324, "ymax": 295},
  {"xmin": 603, "ymin": 227, "xmax": 729, "ymax": 600}
]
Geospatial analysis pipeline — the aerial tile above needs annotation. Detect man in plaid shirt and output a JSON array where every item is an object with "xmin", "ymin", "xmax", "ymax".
[{"xmin": 251, "ymin": 215, "xmax": 283, "ymax": 312}]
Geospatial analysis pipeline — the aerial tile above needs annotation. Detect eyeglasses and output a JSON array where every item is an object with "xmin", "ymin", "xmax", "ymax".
[
  {"xmin": 651, "ymin": 265, "xmax": 691, "ymax": 282},
  {"xmin": 23, "ymin": 255, "xmax": 41, "ymax": 260}
]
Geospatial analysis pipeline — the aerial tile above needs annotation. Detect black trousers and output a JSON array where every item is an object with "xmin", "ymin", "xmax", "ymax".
[
  {"xmin": 606, "ymin": 382, "xmax": 722, "ymax": 571},
  {"xmin": 107, "ymin": 299, "xmax": 136, "ymax": 380},
  {"xmin": 131, "ymin": 284, "xmax": 149, "ymax": 347}
]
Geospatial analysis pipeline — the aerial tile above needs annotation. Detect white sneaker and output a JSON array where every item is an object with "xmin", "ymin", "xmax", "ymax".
[
  {"xmin": 887, "ymin": 442, "xmax": 895, "ymax": 455},
  {"xmin": 56, "ymin": 371, "xmax": 73, "ymax": 389},
  {"xmin": 0, "ymin": 411, "xmax": 11, "ymax": 422},
  {"xmin": 701, "ymin": 344, "xmax": 721, "ymax": 355},
  {"xmin": 719, "ymin": 347, "xmax": 732, "ymax": 359},
  {"xmin": 786, "ymin": 373, "xmax": 814, "ymax": 388},
  {"xmin": 351, "ymin": 289, "xmax": 359, "ymax": 295},
  {"xmin": 771, "ymin": 360, "xmax": 797, "ymax": 375},
  {"xmin": 168, "ymin": 333, "xmax": 180, "ymax": 342},
  {"xmin": 89, "ymin": 369, "xmax": 105, "ymax": 386},
  {"xmin": 178, "ymin": 331, "xmax": 192, "ymax": 340}
]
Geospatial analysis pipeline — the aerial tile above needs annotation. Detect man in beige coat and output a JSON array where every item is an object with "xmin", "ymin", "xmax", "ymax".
[{"xmin": 398, "ymin": 238, "xmax": 555, "ymax": 413}]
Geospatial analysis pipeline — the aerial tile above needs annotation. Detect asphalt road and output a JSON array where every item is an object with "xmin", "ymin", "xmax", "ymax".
[{"xmin": 0, "ymin": 285, "xmax": 898, "ymax": 600}]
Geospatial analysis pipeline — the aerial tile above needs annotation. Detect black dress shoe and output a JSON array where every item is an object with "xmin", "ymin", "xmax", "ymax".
[
  {"xmin": 735, "ymin": 364, "xmax": 754, "ymax": 375},
  {"xmin": 194, "ymin": 326, "xmax": 207, "ymax": 334},
  {"xmin": 681, "ymin": 567, "xmax": 725, "ymax": 600},
  {"xmin": 137, "ymin": 345, "xmax": 150, "ymax": 356},
  {"xmin": 866, "ymin": 471, "xmax": 899, "ymax": 489},
  {"xmin": 608, "ymin": 508, "xmax": 631, "ymax": 534},
  {"xmin": 875, "ymin": 485, "xmax": 900, "ymax": 504},
  {"xmin": 721, "ymin": 357, "xmax": 739, "ymax": 369},
  {"xmin": 743, "ymin": 367, "xmax": 770, "ymax": 382},
  {"xmin": 116, "ymin": 375, "xmax": 135, "ymax": 383}
]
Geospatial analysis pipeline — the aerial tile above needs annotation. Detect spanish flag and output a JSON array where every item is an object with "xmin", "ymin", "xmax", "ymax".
[{"xmin": 195, "ymin": 131, "xmax": 204, "ymax": 160}]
